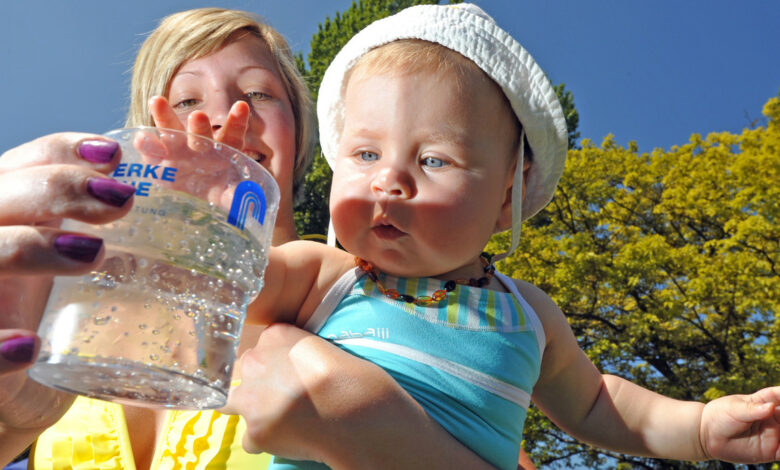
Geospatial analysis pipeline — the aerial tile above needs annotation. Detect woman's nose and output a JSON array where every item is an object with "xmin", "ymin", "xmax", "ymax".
[{"xmin": 201, "ymin": 94, "xmax": 234, "ymax": 131}]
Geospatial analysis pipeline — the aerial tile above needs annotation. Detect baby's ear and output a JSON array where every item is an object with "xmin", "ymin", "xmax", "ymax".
[
  {"xmin": 494, "ymin": 158, "xmax": 531, "ymax": 233},
  {"xmin": 494, "ymin": 161, "xmax": 516, "ymax": 232}
]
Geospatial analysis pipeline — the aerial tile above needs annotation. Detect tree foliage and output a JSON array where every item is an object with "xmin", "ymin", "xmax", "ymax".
[{"xmin": 488, "ymin": 96, "xmax": 780, "ymax": 469}]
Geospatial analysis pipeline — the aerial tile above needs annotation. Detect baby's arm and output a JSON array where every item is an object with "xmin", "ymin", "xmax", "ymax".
[
  {"xmin": 244, "ymin": 240, "xmax": 355, "ymax": 327},
  {"xmin": 520, "ymin": 279, "xmax": 780, "ymax": 463}
]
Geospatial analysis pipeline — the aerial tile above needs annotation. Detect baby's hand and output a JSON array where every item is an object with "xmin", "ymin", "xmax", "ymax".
[
  {"xmin": 148, "ymin": 96, "xmax": 249, "ymax": 151},
  {"xmin": 700, "ymin": 386, "xmax": 780, "ymax": 463}
]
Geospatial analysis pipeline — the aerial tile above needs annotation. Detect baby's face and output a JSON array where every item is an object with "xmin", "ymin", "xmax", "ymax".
[{"xmin": 329, "ymin": 68, "xmax": 518, "ymax": 280}]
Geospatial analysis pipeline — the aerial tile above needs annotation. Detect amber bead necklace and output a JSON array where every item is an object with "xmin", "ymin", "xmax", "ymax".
[{"xmin": 355, "ymin": 252, "xmax": 495, "ymax": 307}]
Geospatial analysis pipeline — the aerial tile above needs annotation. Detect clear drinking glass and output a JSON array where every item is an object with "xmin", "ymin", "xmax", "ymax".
[{"xmin": 27, "ymin": 127, "xmax": 279, "ymax": 409}]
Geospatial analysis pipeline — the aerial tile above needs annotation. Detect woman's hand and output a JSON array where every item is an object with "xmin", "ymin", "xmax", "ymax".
[{"xmin": 0, "ymin": 132, "xmax": 134, "ymax": 463}]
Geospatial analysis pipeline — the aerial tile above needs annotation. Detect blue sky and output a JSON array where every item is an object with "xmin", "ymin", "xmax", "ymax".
[{"xmin": 1, "ymin": 1, "xmax": 777, "ymax": 155}]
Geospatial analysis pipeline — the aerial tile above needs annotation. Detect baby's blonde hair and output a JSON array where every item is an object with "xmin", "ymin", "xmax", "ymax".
[
  {"xmin": 345, "ymin": 39, "xmax": 527, "ymax": 160},
  {"xmin": 126, "ymin": 7, "xmax": 315, "ymax": 194}
]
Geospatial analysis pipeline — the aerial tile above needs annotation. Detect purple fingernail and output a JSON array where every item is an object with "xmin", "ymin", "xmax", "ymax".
[
  {"xmin": 78, "ymin": 140, "xmax": 119, "ymax": 163},
  {"xmin": 54, "ymin": 234, "xmax": 103, "ymax": 262},
  {"xmin": 87, "ymin": 178, "xmax": 136, "ymax": 207},
  {"xmin": 1, "ymin": 336, "xmax": 36, "ymax": 363}
]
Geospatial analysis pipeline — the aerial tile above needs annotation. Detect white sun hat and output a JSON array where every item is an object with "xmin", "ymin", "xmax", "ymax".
[{"xmin": 318, "ymin": 3, "xmax": 568, "ymax": 259}]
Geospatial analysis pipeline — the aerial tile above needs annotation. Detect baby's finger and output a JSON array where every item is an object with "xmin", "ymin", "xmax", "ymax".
[
  {"xmin": 0, "ymin": 165, "xmax": 135, "ymax": 226},
  {"xmin": 214, "ymin": 101, "xmax": 250, "ymax": 151},
  {"xmin": 0, "ymin": 331, "xmax": 39, "ymax": 375},
  {"xmin": 187, "ymin": 111, "xmax": 215, "ymax": 143},
  {"xmin": 0, "ymin": 226, "xmax": 104, "ymax": 276},
  {"xmin": 0, "ymin": 133, "xmax": 120, "ymax": 173},
  {"xmin": 149, "ymin": 96, "xmax": 185, "ymax": 131}
]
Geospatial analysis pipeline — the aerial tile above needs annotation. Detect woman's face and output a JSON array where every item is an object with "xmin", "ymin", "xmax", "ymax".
[{"xmin": 166, "ymin": 34, "xmax": 297, "ymax": 200}]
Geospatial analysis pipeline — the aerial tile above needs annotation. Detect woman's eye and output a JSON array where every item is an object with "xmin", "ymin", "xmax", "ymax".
[
  {"xmin": 173, "ymin": 98, "xmax": 199, "ymax": 109},
  {"xmin": 245, "ymin": 91, "xmax": 271, "ymax": 101},
  {"xmin": 422, "ymin": 156, "xmax": 445, "ymax": 168},
  {"xmin": 360, "ymin": 151, "xmax": 379, "ymax": 162}
]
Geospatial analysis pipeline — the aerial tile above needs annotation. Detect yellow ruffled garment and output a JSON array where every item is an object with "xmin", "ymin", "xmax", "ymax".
[{"xmin": 31, "ymin": 396, "xmax": 271, "ymax": 469}]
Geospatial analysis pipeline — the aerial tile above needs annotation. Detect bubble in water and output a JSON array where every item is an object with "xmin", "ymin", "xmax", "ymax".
[
  {"xmin": 110, "ymin": 306, "xmax": 118, "ymax": 313},
  {"xmin": 90, "ymin": 272, "xmax": 116, "ymax": 288},
  {"xmin": 152, "ymin": 329, "xmax": 160, "ymax": 335},
  {"xmin": 150, "ymin": 354, "xmax": 159, "ymax": 361},
  {"xmin": 144, "ymin": 303, "xmax": 151, "ymax": 309},
  {"xmin": 93, "ymin": 316, "xmax": 111, "ymax": 326},
  {"xmin": 139, "ymin": 324, "xmax": 148, "ymax": 330}
]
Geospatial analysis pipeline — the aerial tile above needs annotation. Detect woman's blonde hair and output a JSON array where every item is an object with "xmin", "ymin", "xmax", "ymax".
[{"xmin": 126, "ymin": 8, "xmax": 315, "ymax": 194}]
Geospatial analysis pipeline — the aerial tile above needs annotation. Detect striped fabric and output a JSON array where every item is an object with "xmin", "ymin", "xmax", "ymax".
[
  {"xmin": 360, "ymin": 273, "xmax": 530, "ymax": 332},
  {"xmin": 289, "ymin": 268, "xmax": 545, "ymax": 470}
]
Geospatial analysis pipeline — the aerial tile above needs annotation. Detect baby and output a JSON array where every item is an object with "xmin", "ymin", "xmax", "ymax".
[{"xmin": 239, "ymin": 4, "xmax": 780, "ymax": 469}]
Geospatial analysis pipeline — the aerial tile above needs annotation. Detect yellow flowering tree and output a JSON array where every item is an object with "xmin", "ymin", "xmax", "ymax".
[{"xmin": 490, "ymin": 96, "xmax": 780, "ymax": 469}]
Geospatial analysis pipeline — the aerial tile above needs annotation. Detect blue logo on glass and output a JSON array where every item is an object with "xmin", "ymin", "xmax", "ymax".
[{"xmin": 228, "ymin": 181, "xmax": 267, "ymax": 230}]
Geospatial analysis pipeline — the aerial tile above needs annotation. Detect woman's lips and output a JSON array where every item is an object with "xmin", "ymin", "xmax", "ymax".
[{"xmin": 371, "ymin": 224, "xmax": 405, "ymax": 240}]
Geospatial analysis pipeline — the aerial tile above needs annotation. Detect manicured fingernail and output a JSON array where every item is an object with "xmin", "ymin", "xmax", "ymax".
[
  {"xmin": 54, "ymin": 234, "xmax": 103, "ymax": 262},
  {"xmin": 1, "ymin": 336, "xmax": 36, "ymax": 363},
  {"xmin": 79, "ymin": 140, "xmax": 119, "ymax": 163},
  {"xmin": 87, "ymin": 178, "xmax": 136, "ymax": 207}
]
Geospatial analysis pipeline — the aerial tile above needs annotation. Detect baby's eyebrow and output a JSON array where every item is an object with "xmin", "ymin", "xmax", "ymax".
[{"xmin": 424, "ymin": 125, "xmax": 470, "ymax": 147}]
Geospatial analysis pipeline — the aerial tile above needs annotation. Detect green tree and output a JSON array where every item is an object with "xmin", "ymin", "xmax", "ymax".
[
  {"xmin": 293, "ymin": 0, "xmax": 580, "ymax": 237},
  {"xmin": 489, "ymin": 96, "xmax": 780, "ymax": 469}
]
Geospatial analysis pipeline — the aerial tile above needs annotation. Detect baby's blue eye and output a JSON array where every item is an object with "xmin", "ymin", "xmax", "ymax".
[
  {"xmin": 360, "ymin": 151, "xmax": 379, "ymax": 162},
  {"xmin": 422, "ymin": 156, "xmax": 444, "ymax": 168}
]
